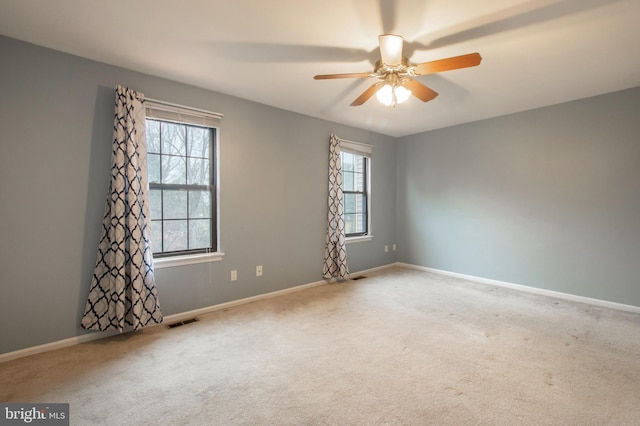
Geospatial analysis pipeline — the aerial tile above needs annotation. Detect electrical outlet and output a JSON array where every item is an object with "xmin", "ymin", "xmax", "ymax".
[
  {"xmin": 231, "ymin": 270, "xmax": 237, "ymax": 281},
  {"xmin": 256, "ymin": 265, "xmax": 263, "ymax": 276},
  {"xmin": 384, "ymin": 245, "xmax": 388, "ymax": 252},
  {"xmin": 393, "ymin": 244, "xmax": 396, "ymax": 251}
]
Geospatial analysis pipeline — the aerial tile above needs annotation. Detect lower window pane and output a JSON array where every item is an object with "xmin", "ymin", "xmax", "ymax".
[
  {"xmin": 164, "ymin": 190, "xmax": 188, "ymax": 219},
  {"xmin": 150, "ymin": 220, "xmax": 163, "ymax": 253},
  {"xmin": 356, "ymin": 194, "xmax": 367, "ymax": 215},
  {"xmin": 163, "ymin": 220, "xmax": 188, "ymax": 252},
  {"xmin": 356, "ymin": 214, "xmax": 366, "ymax": 233},
  {"xmin": 149, "ymin": 190, "xmax": 162, "ymax": 220},
  {"xmin": 345, "ymin": 213, "xmax": 366, "ymax": 235},
  {"xmin": 189, "ymin": 219, "xmax": 211, "ymax": 249},
  {"xmin": 189, "ymin": 191, "xmax": 211, "ymax": 219},
  {"xmin": 345, "ymin": 214, "xmax": 355, "ymax": 234},
  {"xmin": 344, "ymin": 193, "xmax": 355, "ymax": 213}
]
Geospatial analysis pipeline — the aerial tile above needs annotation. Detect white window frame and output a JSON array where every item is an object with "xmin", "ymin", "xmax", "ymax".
[
  {"xmin": 340, "ymin": 139, "xmax": 373, "ymax": 243},
  {"xmin": 145, "ymin": 99, "xmax": 224, "ymax": 268}
]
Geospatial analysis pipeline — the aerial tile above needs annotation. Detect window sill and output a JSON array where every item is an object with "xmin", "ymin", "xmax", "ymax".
[
  {"xmin": 346, "ymin": 235, "xmax": 373, "ymax": 244},
  {"xmin": 153, "ymin": 252, "xmax": 225, "ymax": 269}
]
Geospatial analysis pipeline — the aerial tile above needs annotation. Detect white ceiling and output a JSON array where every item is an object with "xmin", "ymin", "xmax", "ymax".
[{"xmin": 1, "ymin": 0, "xmax": 639, "ymax": 137}]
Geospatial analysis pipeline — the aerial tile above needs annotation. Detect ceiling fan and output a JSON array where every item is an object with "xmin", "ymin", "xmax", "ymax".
[{"xmin": 314, "ymin": 34, "xmax": 481, "ymax": 107}]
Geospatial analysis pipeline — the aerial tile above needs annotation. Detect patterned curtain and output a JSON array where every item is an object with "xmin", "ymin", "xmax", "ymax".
[
  {"xmin": 323, "ymin": 134, "xmax": 349, "ymax": 280},
  {"xmin": 81, "ymin": 85, "xmax": 162, "ymax": 332}
]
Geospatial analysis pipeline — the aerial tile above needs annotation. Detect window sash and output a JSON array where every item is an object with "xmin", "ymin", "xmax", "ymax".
[
  {"xmin": 343, "ymin": 192, "xmax": 368, "ymax": 236},
  {"xmin": 149, "ymin": 186, "xmax": 217, "ymax": 256}
]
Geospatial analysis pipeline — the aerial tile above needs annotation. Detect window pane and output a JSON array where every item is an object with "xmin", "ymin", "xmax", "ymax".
[
  {"xmin": 161, "ymin": 122, "xmax": 186, "ymax": 156},
  {"xmin": 188, "ymin": 127, "xmax": 210, "ymax": 158},
  {"xmin": 150, "ymin": 220, "xmax": 163, "ymax": 253},
  {"xmin": 146, "ymin": 120, "xmax": 160, "ymax": 153},
  {"xmin": 163, "ymin": 190, "xmax": 187, "ymax": 219},
  {"xmin": 342, "ymin": 152, "xmax": 354, "ymax": 172},
  {"xmin": 356, "ymin": 194, "xmax": 367, "ymax": 215},
  {"xmin": 188, "ymin": 158, "xmax": 210, "ymax": 185},
  {"xmin": 343, "ymin": 171, "xmax": 354, "ymax": 192},
  {"xmin": 149, "ymin": 189, "xmax": 162, "ymax": 220},
  {"xmin": 163, "ymin": 220, "xmax": 188, "ymax": 252},
  {"xmin": 345, "ymin": 212, "xmax": 366, "ymax": 234},
  {"xmin": 345, "ymin": 213, "xmax": 356, "ymax": 234},
  {"xmin": 189, "ymin": 219, "xmax": 211, "ymax": 249},
  {"xmin": 354, "ymin": 156, "xmax": 364, "ymax": 173},
  {"xmin": 148, "ymin": 154, "xmax": 161, "ymax": 183},
  {"xmin": 162, "ymin": 155, "xmax": 186, "ymax": 184},
  {"xmin": 344, "ymin": 193, "xmax": 355, "ymax": 214},
  {"xmin": 356, "ymin": 213, "xmax": 366, "ymax": 233},
  {"xmin": 189, "ymin": 191, "xmax": 211, "ymax": 218},
  {"xmin": 354, "ymin": 171, "xmax": 365, "ymax": 192}
]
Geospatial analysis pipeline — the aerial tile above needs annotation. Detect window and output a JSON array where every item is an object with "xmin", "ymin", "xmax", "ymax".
[
  {"xmin": 340, "ymin": 140, "xmax": 372, "ymax": 238},
  {"xmin": 145, "ymin": 100, "xmax": 222, "ymax": 263}
]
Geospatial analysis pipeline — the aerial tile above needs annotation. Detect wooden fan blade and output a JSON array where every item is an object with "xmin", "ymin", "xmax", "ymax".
[
  {"xmin": 314, "ymin": 72, "xmax": 372, "ymax": 80},
  {"xmin": 351, "ymin": 82, "xmax": 384, "ymax": 106},
  {"xmin": 413, "ymin": 52, "xmax": 482, "ymax": 75},
  {"xmin": 402, "ymin": 79, "xmax": 439, "ymax": 102}
]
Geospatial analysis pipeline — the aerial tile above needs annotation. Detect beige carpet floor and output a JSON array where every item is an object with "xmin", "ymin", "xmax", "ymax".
[{"xmin": 1, "ymin": 266, "xmax": 640, "ymax": 425}]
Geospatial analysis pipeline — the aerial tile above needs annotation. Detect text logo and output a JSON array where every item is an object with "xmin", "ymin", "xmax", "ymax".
[{"xmin": 1, "ymin": 404, "xmax": 68, "ymax": 426}]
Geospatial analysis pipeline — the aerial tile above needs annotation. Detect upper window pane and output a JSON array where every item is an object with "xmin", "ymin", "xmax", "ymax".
[
  {"xmin": 354, "ymin": 156, "xmax": 364, "ymax": 173},
  {"xmin": 342, "ymin": 152, "xmax": 354, "ymax": 172},
  {"xmin": 161, "ymin": 122, "xmax": 186, "ymax": 156},
  {"xmin": 162, "ymin": 155, "xmax": 187, "ymax": 185},
  {"xmin": 343, "ymin": 171, "xmax": 354, "ymax": 192},
  {"xmin": 354, "ymin": 171, "xmax": 365, "ymax": 191},
  {"xmin": 148, "ymin": 153, "xmax": 161, "ymax": 184},
  {"xmin": 188, "ymin": 158, "xmax": 210, "ymax": 185},
  {"xmin": 147, "ymin": 120, "xmax": 160, "ymax": 153},
  {"xmin": 188, "ymin": 126, "xmax": 210, "ymax": 158}
]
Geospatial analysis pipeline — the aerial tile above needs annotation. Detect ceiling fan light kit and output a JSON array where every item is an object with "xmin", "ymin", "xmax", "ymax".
[
  {"xmin": 376, "ymin": 84, "xmax": 411, "ymax": 107},
  {"xmin": 376, "ymin": 70, "xmax": 412, "ymax": 107},
  {"xmin": 378, "ymin": 34, "xmax": 403, "ymax": 67},
  {"xmin": 314, "ymin": 34, "xmax": 482, "ymax": 108}
]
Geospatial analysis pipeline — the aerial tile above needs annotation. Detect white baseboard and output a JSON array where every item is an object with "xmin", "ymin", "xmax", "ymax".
[
  {"xmin": 396, "ymin": 262, "xmax": 640, "ymax": 314},
  {"xmin": 0, "ymin": 263, "xmax": 395, "ymax": 363},
  {"xmin": 0, "ymin": 330, "xmax": 124, "ymax": 364},
  {"xmin": 161, "ymin": 263, "xmax": 394, "ymax": 324}
]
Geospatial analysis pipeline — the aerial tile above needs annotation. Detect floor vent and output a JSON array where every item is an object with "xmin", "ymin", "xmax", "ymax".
[
  {"xmin": 351, "ymin": 276, "xmax": 367, "ymax": 281},
  {"xmin": 167, "ymin": 318, "xmax": 199, "ymax": 329}
]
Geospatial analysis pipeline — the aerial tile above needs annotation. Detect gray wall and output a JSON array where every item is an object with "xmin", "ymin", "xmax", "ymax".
[
  {"xmin": 0, "ymin": 36, "xmax": 397, "ymax": 354},
  {"xmin": 397, "ymin": 87, "xmax": 640, "ymax": 306}
]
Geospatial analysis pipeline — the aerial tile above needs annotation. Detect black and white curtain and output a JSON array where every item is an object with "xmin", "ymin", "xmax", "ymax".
[
  {"xmin": 323, "ymin": 134, "xmax": 349, "ymax": 280},
  {"xmin": 81, "ymin": 85, "xmax": 162, "ymax": 332}
]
